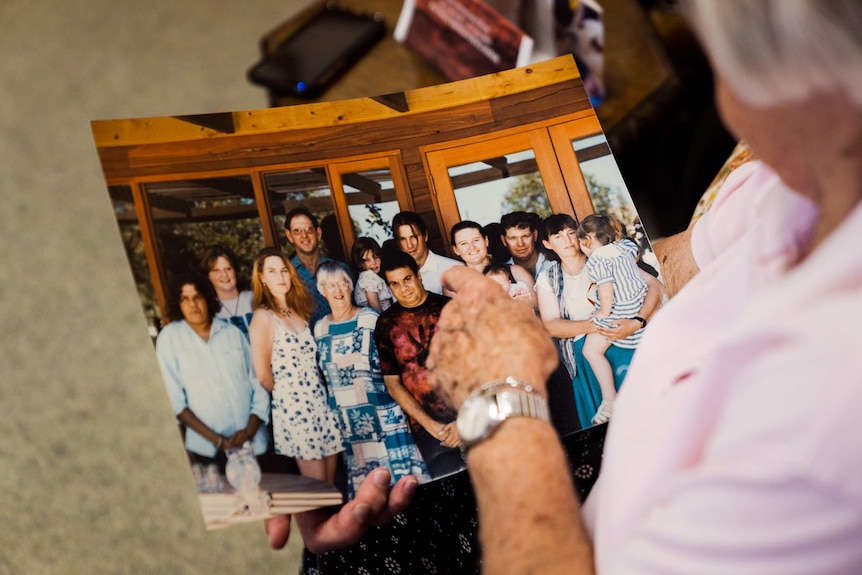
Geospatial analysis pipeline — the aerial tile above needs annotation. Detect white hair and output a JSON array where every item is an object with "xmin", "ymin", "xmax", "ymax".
[
  {"xmin": 686, "ymin": 0, "xmax": 862, "ymax": 107},
  {"xmin": 315, "ymin": 260, "xmax": 353, "ymax": 293}
]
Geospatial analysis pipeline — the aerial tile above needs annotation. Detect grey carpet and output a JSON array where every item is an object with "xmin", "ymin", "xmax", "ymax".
[{"xmin": 0, "ymin": 1, "xmax": 318, "ymax": 573}]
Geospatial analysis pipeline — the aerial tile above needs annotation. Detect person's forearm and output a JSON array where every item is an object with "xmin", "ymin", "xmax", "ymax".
[
  {"xmin": 466, "ymin": 417, "xmax": 594, "ymax": 575},
  {"xmin": 384, "ymin": 376, "xmax": 443, "ymax": 434},
  {"xmin": 245, "ymin": 414, "xmax": 262, "ymax": 438},
  {"xmin": 597, "ymin": 283, "xmax": 614, "ymax": 316},
  {"xmin": 543, "ymin": 317, "xmax": 595, "ymax": 339},
  {"xmin": 177, "ymin": 408, "xmax": 222, "ymax": 448},
  {"xmin": 366, "ymin": 290, "xmax": 382, "ymax": 312},
  {"xmin": 258, "ymin": 374, "xmax": 275, "ymax": 393},
  {"xmin": 230, "ymin": 414, "xmax": 263, "ymax": 447},
  {"xmin": 250, "ymin": 311, "xmax": 276, "ymax": 392},
  {"xmin": 538, "ymin": 287, "xmax": 593, "ymax": 338},
  {"xmin": 637, "ymin": 272, "xmax": 664, "ymax": 320}
]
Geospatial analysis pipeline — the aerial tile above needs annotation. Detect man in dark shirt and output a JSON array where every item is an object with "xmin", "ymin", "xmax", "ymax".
[{"xmin": 374, "ymin": 250, "xmax": 463, "ymax": 478}]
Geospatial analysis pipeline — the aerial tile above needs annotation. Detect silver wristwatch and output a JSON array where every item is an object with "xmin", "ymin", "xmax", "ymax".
[{"xmin": 457, "ymin": 377, "xmax": 550, "ymax": 452}]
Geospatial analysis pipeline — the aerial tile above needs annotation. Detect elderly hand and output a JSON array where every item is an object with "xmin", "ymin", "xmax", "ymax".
[
  {"xmin": 265, "ymin": 468, "xmax": 417, "ymax": 553},
  {"xmin": 429, "ymin": 267, "xmax": 558, "ymax": 410}
]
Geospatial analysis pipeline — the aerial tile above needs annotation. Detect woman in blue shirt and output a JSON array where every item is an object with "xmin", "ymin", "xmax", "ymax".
[{"xmin": 155, "ymin": 274, "xmax": 269, "ymax": 471}]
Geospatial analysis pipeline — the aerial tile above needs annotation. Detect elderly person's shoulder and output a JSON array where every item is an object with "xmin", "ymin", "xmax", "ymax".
[{"xmin": 710, "ymin": 288, "xmax": 862, "ymax": 495}]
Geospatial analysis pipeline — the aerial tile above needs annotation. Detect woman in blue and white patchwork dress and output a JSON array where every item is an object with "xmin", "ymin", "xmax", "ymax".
[{"xmin": 314, "ymin": 260, "xmax": 428, "ymax": 499}]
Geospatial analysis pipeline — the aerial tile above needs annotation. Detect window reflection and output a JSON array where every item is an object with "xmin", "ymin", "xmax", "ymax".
[
  {"xmin": 570, "ymin": 134, "xmax": 636, "ymax": 230},
  {"xmin": 110, "ymin": 186, "xmax": 159, "ymax": 337},
  {"xmin": 570, "ymin": 134, "xmax": 659, "ymax": 275},
  {"xmin": 341, "ymin": 168, "xmax": 399, "ymax": 244},
  {"xmin": 144, "ymin": 175, "xmax": 264, "ymax": 298},
  {"xmin": 263, "ymin": 169, "xmax": 342, "ymax": 259},
  {"xmin": 447, "ymin": 149, "xmax": 552, "ymax": 225}
]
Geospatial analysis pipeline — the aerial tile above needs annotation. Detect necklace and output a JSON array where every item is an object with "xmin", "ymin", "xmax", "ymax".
[
  {"xmin": 229, "ymin": 294, "xmax": 241, "ymax": 317},
  {"xmin": 277, "ymin": 306, "xmax": 292, "ymax": 318}
]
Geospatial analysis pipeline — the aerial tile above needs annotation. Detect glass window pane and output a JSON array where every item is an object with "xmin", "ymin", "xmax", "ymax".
[
  {"xmin": 448, "ymin": 149, "xmax": 552, "ymax": 226},
  {"xmin": 263, "ymin": 168, "xmax": 341, "ymax": 258},
  {"xmin": 342, "ymin": 167, "xmax": 398, "ymax": 244},
  {"xmin": 571, "ymin": 134, "xmax": 657, "ymax": 270},
  {"xmin": 570, "ymin": 134, "xmax": 638, "ymax": 232},
  {"xmin": 111, "ymin": 186, "xmax": 160, "ymax": 338},
  {"xmin": 144, "ymin": 175, "xmax": 264, "ymax": 291}
]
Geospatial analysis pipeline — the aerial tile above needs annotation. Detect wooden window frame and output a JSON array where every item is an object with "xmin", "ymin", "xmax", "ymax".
[{"xmin": 420, "ymin": 111, "xmax": 602, "ymax": 250}]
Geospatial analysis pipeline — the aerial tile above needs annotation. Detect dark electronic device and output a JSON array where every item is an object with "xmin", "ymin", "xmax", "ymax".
[{"xmin": 248, "ymin": 3, "xmax": 386, "ymax": 98}]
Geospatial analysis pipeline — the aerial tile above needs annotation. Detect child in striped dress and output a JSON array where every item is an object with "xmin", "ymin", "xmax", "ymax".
[{"xmin": 578, "ymin": 214, "xmax": 648, "ymax": 424}]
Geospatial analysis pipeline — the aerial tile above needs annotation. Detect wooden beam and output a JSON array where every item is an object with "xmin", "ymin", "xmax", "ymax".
[
  {"xmin": 371, "ymin": 92, "xmax": 410, "ymax": 113},
  {"xmin": 91, "ymin": 56, "xmax": 583, "ymax": 148},
  {"xmin": 341, "ymin": 172, "xmax": 382, "ymax": 198},
  {"xmin": 174, "ymin": 113, "xmax": 236, "ymax": 134},
  {"xmin": 575, "ymin": 142, "xmax": 612, "ymax": 163}
]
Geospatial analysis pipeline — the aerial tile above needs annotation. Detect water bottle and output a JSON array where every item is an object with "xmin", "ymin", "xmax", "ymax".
[{"xmin": 225, "ymin": 442, "xmax": 266, "ymax": 515}]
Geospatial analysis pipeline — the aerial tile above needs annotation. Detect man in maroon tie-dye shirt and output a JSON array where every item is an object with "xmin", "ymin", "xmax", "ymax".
[{"xmin": 374, "ymin": 251, "xmax": 463, "ymax": 479}]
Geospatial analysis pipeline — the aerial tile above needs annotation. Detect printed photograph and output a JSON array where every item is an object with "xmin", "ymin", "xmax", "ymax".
[{"xmin": 90, "ymin": 55, "xmax": 665, "ymax": 531}]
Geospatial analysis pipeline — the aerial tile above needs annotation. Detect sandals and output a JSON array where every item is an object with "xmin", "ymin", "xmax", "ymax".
[{"xmin": 591, "ymin": 400, "xmax": 614, "ymax": 425}]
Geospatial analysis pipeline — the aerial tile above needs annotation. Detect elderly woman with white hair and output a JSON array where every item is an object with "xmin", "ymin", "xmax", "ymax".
[
  {"xmin": 264, "ymin": 1, "xmax": 862, "ymax": 568},
  {"xmin": 313, "ymin": 260, "xmax": 428, "ymax": 499},
  {"xmin": 424, "ymin": 0, "xmax": 862, "ymax": 573}
]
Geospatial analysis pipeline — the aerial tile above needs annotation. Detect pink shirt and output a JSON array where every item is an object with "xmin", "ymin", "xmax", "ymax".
[{"xmin": 589, "ymin": 161, "xmax": 862, "ymax": 573}]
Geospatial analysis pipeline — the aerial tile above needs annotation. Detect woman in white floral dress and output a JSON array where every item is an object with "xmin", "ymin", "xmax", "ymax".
[{"xmin": 249, "ymin": 247, "xmax": 343, "ymax": 483}]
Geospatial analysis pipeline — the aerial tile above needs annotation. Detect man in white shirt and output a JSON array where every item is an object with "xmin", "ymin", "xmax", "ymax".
[{"xmin": 391, "ymin": 211, "xmax": 462, "ymax": 295}]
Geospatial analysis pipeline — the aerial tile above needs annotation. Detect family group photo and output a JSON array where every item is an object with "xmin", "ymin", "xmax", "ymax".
[{"xmin": 92, "ymin": 57, "xmax": 666, "ymax": 572}]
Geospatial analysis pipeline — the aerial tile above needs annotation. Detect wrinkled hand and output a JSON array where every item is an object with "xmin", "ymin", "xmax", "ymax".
[
  {"xmin": 429, "ymin": 267, "xmax": 558, "ymax": 410},
  {"xmin": 265, "ymin": 468, "xmax": 417, "ymax": 554},
  {"xmin": 596, "ymin": 318, "xmax": 641, "ymax": 341}
]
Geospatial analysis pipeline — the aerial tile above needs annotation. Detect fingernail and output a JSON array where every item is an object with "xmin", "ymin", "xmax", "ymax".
[
  {"xmin": 354, "ymin": 503, "xmax": 371, "ymax": 524},
  {"xmin": 404, "ymin": 477, "xmax": 418, "ymax": 496},
  {"xmin": 373, "ymin": 469, "xmax": 390, "ymax": 486}
]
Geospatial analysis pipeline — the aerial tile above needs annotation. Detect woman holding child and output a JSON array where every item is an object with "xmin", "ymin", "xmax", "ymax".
[{"xmin": 536, "ymin": 214, "xmax": 663, "ymax": 427}]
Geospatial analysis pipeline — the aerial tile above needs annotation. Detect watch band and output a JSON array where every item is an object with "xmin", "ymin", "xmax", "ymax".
[
  {"xmin": 484, "ymin": 378, "xmax": 549, "ymax": 421},
  {"xmin": 457, "ymin": 377, "xmax": 550, "ymax": 453},
  {"xmin": 632, "ymin": 316, "xmax": 647, "ymax": 329}
]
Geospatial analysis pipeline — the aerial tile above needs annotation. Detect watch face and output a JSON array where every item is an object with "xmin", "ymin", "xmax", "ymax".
[{"xmin": 457, "ymin": 394, "xmax": 496, "ymax": 444}]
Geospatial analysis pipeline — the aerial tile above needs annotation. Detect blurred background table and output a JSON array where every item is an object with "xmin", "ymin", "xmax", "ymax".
[
  {"xmin": 252, "ymin": 0, "xmax": 736, "ymax": 236},
  {"xmin": 257, "ymin": 0, "xmax": 681, "ymax": 155}
]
